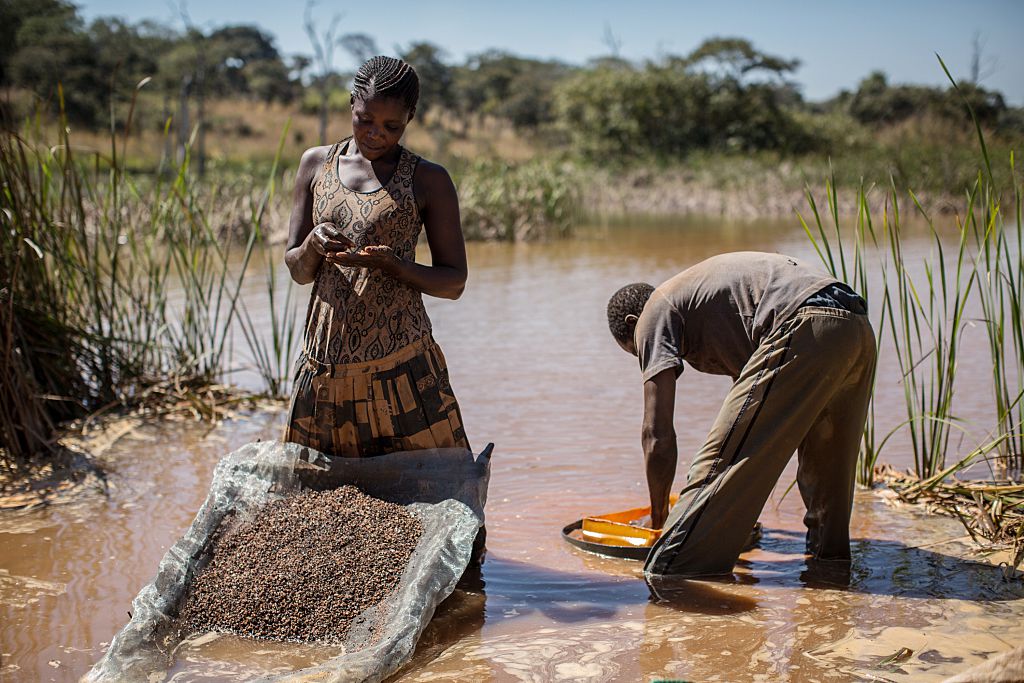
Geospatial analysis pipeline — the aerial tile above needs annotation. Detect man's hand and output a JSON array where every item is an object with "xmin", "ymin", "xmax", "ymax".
[
  {"xmin": 643, "ymin": 369, "xmax": 678, "ymax": 530},
  {"xmin": 630, "ymin": 514, "xmax": 656, "ymax": 530}
]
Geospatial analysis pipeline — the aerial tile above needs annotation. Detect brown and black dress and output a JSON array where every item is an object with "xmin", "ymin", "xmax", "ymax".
[{"xmin": 284, "ymin": 138, "xmax": 470, "ymax": 457}]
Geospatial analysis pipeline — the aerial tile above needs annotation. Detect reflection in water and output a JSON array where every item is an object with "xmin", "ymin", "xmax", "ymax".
[
  {"xmin": 2, "ymin": 219, "xmax": 1024, "ymax": 682},
  {"xmin": 647, "ymin": 577, "xmax": 761, "ymax": 615}
]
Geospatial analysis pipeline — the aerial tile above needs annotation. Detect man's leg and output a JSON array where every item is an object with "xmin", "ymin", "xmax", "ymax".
[
  {"xmin": 798, "ymin": 316, "xmax": 876, "ymax": 559},
  {"xmin": 644, "ymin": 308, "xmax": 870, "ymax": 578}
]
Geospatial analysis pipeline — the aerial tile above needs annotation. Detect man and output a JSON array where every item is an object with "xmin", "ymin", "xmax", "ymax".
[{"xmin": 607, "ymin": 251, "xmax": 876, "ymax": 579}]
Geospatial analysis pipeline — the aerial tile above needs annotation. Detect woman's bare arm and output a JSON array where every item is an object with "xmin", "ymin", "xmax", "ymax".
[
  {"xmin": 326, "ymin": 160, "xmax": 468, "ymax": 300},
  {"xmin": 284, "ymin": 146, "xmax": 355, "ymax": 285}
]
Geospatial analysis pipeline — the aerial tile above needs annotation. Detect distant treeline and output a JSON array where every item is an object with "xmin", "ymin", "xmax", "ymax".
[{"xmin": 2, "ymin": 0, "xmax": 1022, "ymax": 160}]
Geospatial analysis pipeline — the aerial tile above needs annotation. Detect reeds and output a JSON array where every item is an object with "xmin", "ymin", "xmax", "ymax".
[
  {"xmin": 237, "ymin": 120, "xmax": 301, "ymax": 399},
  {"xmin": 888, "ymin": 185, "xmax": 977, "ymax": 480},
  {"xmin": 802, "ymin": 58, "xmax": 1023, "ymax": 483},
  {"xmin": 456, "ymin": 158, "xmax": 580, "ymax": 241},
  {"xmin": 0, "ymin": 84, "xmax": 296, "ymax": 472},
  {"xmin": 800, "ymin": 59, "xmax": 1023, "ymax": 559},
  {"xmin": 968, "ymin": 159, "xmax": 1024, "ymax": 479}
]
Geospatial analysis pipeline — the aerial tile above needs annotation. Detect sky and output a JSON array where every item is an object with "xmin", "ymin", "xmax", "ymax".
[{"xmin": 77, "ymin": 0, "xmax": 1024, "ymax": 105}]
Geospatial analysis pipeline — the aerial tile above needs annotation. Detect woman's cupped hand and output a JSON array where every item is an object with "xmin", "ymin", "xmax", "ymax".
[
  {"xmin": 326, "ymin": 244, "xmax": 399, "ymax": 271},
  {"xmin": 310, "ymin": 223, "xmax": 398, "ymax": 271}
]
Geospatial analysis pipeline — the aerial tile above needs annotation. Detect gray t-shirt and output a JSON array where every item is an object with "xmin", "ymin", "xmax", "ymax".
[{"xmin": 635, "ymin": 252, "xmax": 837, "ymax": 381}]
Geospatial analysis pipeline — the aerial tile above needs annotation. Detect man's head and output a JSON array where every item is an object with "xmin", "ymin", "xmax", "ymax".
[{"xmin": 607, "ymin": 282, "xmax": 655, "ymax": 356}]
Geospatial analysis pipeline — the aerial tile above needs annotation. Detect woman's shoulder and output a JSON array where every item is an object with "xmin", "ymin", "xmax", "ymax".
[
  {"xmin": 296, "ymin": 144, "xmax": 335, "ymax": 188},
  {"xmin": 410, "ymin": 155, "xmax": 455, "ymax": 190},
  {"xmin": 298, "ymin": 144, "xmax": 333, "ymax": 171}
]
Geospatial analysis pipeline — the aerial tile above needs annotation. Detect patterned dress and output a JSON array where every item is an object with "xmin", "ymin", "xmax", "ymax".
[{"xmin": 284, "ymin": 139, "xmax": 470, "ymax": 457}]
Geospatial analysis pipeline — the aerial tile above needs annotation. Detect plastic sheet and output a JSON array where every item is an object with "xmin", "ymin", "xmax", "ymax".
[{"xmin": 85, "ymin": 439, "xmax": 491, "ymax": 683}]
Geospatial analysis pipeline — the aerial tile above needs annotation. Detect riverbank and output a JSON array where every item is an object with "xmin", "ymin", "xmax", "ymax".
[
  {"xmin": 258, "ymin": 157, "xmax": 959, "ymax": 245},
  {"xmin": 17, "ymin": 96, "xmax": 1018, "ymax": 231},
  {"xmin": 579, "ymin": 163, "xmax": 961, "ymax": 220}
]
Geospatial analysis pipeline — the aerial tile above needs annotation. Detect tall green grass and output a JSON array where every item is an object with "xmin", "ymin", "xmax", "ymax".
[
  {"xmin": 237, "ymin": 120, "xmax": 301, "ymax": 399},
  {"xmin": 0, "ymin": 84, "xmax": 297, "ymax": 472},
  {"xmin": 801, "ymin": 58, "xmax": 1023, "ymax": 484},
  {"xmin": 456, "ymin": 158, "xmax": 580, "ymax": 241},
  {"xmin": 887, "ymin": 185, "xmax": 977, "ymax": 480},
  {"xmin": 940, "ymin": 56, "xmax": 1023, "ymax": 477},
  {"xmin": 967, "ymin": 166, "xmax": 1024, "ymax": 475}
]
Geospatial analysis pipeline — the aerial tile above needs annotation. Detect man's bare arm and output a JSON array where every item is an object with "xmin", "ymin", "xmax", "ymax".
[{"xmin": 642, "ymin": 369, "xmax": 678, "ymax": 529}]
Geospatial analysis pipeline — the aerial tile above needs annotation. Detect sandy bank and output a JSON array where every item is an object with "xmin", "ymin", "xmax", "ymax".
[{"xmin": 582, "ymin": 166, "xmax": 962, "ymax": 221}]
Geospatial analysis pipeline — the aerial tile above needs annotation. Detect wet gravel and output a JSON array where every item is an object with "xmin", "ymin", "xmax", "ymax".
[{"xmin": 178, "ymin": 485, "xmax": 423, "ymax": 643}]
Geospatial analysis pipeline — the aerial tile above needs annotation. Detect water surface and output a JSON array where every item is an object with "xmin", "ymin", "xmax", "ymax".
[{"xmin": 2, "ymin": 217, "xmax": 1022, "ymax": 682}]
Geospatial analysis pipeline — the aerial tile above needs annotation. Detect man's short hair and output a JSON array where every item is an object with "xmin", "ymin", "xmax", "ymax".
[{"xmin": 607, "ymin": 283, "xmax": 655, "ymax": 343}]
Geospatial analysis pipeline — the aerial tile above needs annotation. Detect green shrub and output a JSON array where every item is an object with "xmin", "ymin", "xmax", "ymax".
[
  {"xmin": 553, "ymin": 62, "xmax": 815, "ymax": 160},
  {"xmin": 455, "ymin": 159, "xmax": 580, "ymax": 241}
]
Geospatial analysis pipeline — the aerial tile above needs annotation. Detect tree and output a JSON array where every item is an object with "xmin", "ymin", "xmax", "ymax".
[
  {"xmin": 6, "ymin": 2, "xmax": 105, "ymax": 124},
  {"xmin": 600, "ymin": 22, "xmax": 622, "ymax": 59},
  {"xmin": 554, "ymin": 57, "xmax": 812, "ymax": 159},
  {"xmin": 289, "ymin": 55, "xmax": 312, "ymax": 83},
  {"xmin": 303, "ymin": 0, "xmax": 344, "ymax": 145},
  {"xmin": 339, "ymin": 33, "xmax": 378, "ymax": 69},
  {"xmin": 0, "ymin": 0, "xmax": 79, "ymax": 84},
  {"xmin": 400, "ymin": 42, "xmax": 452, "ymax": 117},
  {"xmin": 453, "ymin": 51, "xmax": 572, "ymax": 129},
  {"xmin": 683, "ymin": 37, "xmax": 800, "ymax": 85},
  {"xmin": 969, "ymin": 31, "xmax": 997, "ymax": 85},
  {"xmin": 850, "ymin": 71, "xmax": 931, "ymax": 125},
  {"xmin": 847, "ymin": 70, "xmax": 1006, "ymax": 129},
  {"xmin": 205, "ymin": 25, "xmax": 282, "ymax": 96},
  {"xmin": 246, "ymin": 59, "xmax": 298, "ymax": 103}
]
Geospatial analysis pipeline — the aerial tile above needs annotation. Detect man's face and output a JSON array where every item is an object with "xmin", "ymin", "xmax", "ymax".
[
  {"xmin": 615, "ymin": 315, "xmax": 639, "ymax": 356},
  {"xmin": 615, "ymin": 335, "xmax": 637, "ymax": 356}
]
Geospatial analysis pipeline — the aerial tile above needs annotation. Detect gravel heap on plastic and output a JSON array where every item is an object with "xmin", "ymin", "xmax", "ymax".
[{"xmin": 178, "ymin": 485, "xmax": 423, "ymax": 643}]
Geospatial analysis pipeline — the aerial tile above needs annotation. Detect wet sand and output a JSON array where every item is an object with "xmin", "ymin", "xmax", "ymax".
[{"xmin": 2, "ymin": 218, "xmax": 1022, "ymax": 681}]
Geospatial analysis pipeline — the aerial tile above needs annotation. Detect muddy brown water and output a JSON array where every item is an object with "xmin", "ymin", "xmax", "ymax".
[{"xmin": 2, "ymin": 217, "xmax": 1023, "ymax": 682}]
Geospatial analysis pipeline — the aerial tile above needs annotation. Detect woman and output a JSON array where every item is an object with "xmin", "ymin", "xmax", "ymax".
[{"xmin": 283, "ymin": 56, "xmax": 470, "ymax": 458}]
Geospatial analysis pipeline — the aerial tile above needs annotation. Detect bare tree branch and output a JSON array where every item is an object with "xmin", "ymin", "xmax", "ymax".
[
  {"xmin": 304, "ymin": 0, "xmax": 344, "ymax": 145},
  {"xmin": 601, "ymin": 22, "xmax": 622, "ymax": 58},
  {"xmin": 970, "ymin": 31, "xmax": 999, "ymax": 85}
]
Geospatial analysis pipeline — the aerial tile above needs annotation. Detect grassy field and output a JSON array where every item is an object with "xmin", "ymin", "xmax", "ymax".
[
  {"xmin": 18, "ymin": 91, "xmax": 1018, "ymax": 222},
  {"xmin": 42, "ymin": 98, "xmax": 537, "ymax": 173}
]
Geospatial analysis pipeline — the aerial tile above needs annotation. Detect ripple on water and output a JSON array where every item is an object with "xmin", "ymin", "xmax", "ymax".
[
  {"xmin": 4, "ymin": 229, "xmax": 1024, "ymax": 682},
  {"xmin": 0, "ymin": 569, "xmax": 66, "ymax": 609}
]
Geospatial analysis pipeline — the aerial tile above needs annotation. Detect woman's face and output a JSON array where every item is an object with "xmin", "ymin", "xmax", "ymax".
[{"xmin": 350, "ymin": 96, "xmax": 413, "ymax": 161}]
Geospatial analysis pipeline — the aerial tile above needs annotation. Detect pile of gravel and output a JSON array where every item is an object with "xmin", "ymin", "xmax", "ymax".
[{"xmin": 178, "ymin": 485, "xmax": 423, "ymax": 643}]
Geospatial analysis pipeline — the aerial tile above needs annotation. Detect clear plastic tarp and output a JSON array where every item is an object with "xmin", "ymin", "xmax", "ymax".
[{"xmin": 85, "ymin": 440, "xmax": 491, "ymax": 683}]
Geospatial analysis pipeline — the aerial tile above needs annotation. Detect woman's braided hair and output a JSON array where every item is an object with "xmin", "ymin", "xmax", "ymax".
[{"xmin": 351, "ymin": 56, "xmax": 420, "ymax": 112}]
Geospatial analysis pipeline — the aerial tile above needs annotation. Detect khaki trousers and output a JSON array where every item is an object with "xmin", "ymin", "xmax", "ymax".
[{"xmin": 645, "ymin": 306, "xmax": 876, "ymax": 578}]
